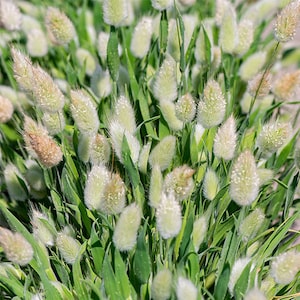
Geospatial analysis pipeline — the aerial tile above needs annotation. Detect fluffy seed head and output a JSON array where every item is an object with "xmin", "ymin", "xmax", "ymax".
[
  {"xmin": 256, "ymin": 121, "xmax": 292, "ymax": 157},
  {"xmin": 151, "ymin": 0, "xmax": 173, "ymax": 11},
  {"xmin": 113, "ymin": 203, "xmax": 142, "ymax": 251},
  {"xmin": 103, "ymin": 0, "xmax": 128, "ymax": 27},
  {"xmin": 192, "ymin": 216, "xmax": 207, "ymax": 252},
  {"xmin": 230, "ymin": 150, "xmax": 259, "ymax": 206},
  {"xmin": 176, "ymin": 276, "xmax": 198, "ymax": 300},
  {"xmin": 160, "ymin": 101, "xmax": 183, "ymax": 131},
  {"xmin": 244, "ymin": 288, "xmax": 266, "ymax": 300},
  {"xmin": 274, "ymin": 1, "xmax": 300, "ymax": 42},
  {"xmin": 0, "ymin": 227, "xmax": 33, "ymax": 266},
  {"xmin": 151, "ymin": 269, "xmax": 172, "ymax": 300},
  {"xmin": 26, "ymin": 28, "xmax": 48, "ymax": 57},
  {"xmin": 70, "ymin": 89, "xmax": 99, "ymax": 135},
  {"xmin": 270, "ymin": 250, "xmax": 300, "ymax": 284},
  {"xmin": 42, "ymin": 111, "xmax": 65, "ymax": 135},
  {"xmin": 203, "ymin": 168, "xmax": 220, "ymax": 200},
  {"xmin": 156, "ymin": 193, "xmax": 182, "ymax": 239},
  {"xmin": 175, "ymin": 93, "xmax": 196, "ymax": 123},
  {"xmin": 248, "ymin": 72, "xmax": 272, "ymax": 99},
  {"xmin": 215, "ymin": 0, "xmax": 231, "ymax": 26},
  {"xmin": 163, "ymin": 165, "xmax": 195, "ymax": 201},
  {"xmin": 31, "ymin": 66, "xmax": 65, "ymax": 112},
  {"xmin": 45, "ymin": 7, "xmax": 76, "ymax": 45},
  {"xmin": 257, "ymin": 168, "xmax": 274, "ymax": 186},
  {"xmin": 149, "ymin": 135, "xmax": 176, "ymax": 171},
  {"xmin": 228, "ymin": 258, "xmax": 250, "ymax": 295},
  {"xmin": 90, "ymin": 133, "xmax": 111, "ymax": 165},
  {"xmin": 0, "ymin": 0, "xmax": 21, "ymax": 31},
  {"xmin": 75, "ymin": 48, "xmax": 96, "ymax": 76},
  {"xmin": 0, "ymin": 95, "xmax": 13, "ymax": 123},
  {"xmin": 130, "ymin": 16, "xmax": 153, "ymax": 58},
  {"xmin": 197, "ymin": 79, "xmax": 226, "ymax": 128},
  {"xmin": 153, "ymin": 54, "xmax": 178, "ymax": 103},
  {"xmin": 138, "ymin": 141, "xmax": 151, "ymax": 174},
  {"xmin": 234, "ymin": 19, "xmax": 254, "ymax": 56},
  {"xmin": 239, "ymin": 208, "xmax": 265, "ymax": 241},
  {"xmin": 214, "ymin": 115, "xmax": 237, "ymax": 160},
  {"xmin": 90, "ymin": 66, "xmax": 112, "ymax": 99},
  {"xmin": 24, "ymin": 160, "xmax": 46, "ymax": 193},
  {"xmin": 149, "ymin": 164, "xmax": 163, "ymax": 208}
]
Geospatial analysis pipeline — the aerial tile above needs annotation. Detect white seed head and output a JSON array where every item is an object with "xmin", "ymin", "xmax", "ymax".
[
  {"xmin": 0, "ymin": 0, "xmax": 21, "ymax": 31},
  {"xmin": 151, "ymin": 269, "xmax": 172, "ymax": 300},
  {"xmin": 75, "ymin": 48, "xmax": 97, "ymax": 76},
  {"xmin": 203, "ymin": 168, "xmax": 220, "ymax": 201},
  {"xmin": 90, "ymin": 65, "xmax": 112, "ymax": 99},
  {"xmin": 113, "ymin": 203, "xmax": 142, "ymax": 251},
  {"xmin": 244, "ymin": 288, "xmax": 267, "ymax": 300},
  {"xmin": 175, "ymin": 93, "xmax": 196, "ymax": 123},
  {"xmin": 138, "ymin": 141, "xmax": 151, "ymax": 174},
  {"xmin": 234, "ymin": 19, "xmax": 254, "ymax": 56},
  {"xmin": 21, "ymin": 14, "xmax": 42, "ymax": 35},
  {"xmin": 257, "ymin": 168, "xmax": 274, "ymax": 186},
  {"xmin": 156, "ymin": 193, "xmax": 182, "ymax": 239},
  {"xmin": 149, "ymin": 164, "xmax": 163, "ymax": 208},
  {"xmin": 192, "ymin": 216, "xmax": 207, "ymax": 252},
  {"xmin": 26, "ymin": 28, "xmax": 48, "ymax": 57},
  {"xmin": 90, "ymin": 133, "xmax": 111, "ymax": 165},
  {"xmin": 0, "ymin": 227, "xmax": 33, "ymax": 266},
  {"xmin": 230, "ymin": 150, "xmax": 259, "ymax": 206},
  {"xmin": 42, "ymin": 111, "xmax": 65, "ymax": 135},
  {"xmin": 228, "ymin": 258, "xmax": 250, "ymax": 295},
  {"xmin": 213, "ymin": 115, "xmax": 237, "ymax": 160},
  {"xmin": 176, "ymin": 276, "xmax": 198, "ymax": 300},
  {"xmin": 215, "ymin": 0, "xmax": 231, "ymax": 26},
  {"xmin": 97, "ymin": 31, "xmax": 109, "ymax": 61},
  {"xmin": 151, "ymin": 0, "xmax": 173, "ymax": 11},
  {"xmin": 0, "ymin": 95, "xmax": 13, "ymax": 123},
  {"xmin": 160, "ymin": 101, "xmax": 184, "ymax": 131},
  {"xmin": 248, "ymin": 72, "xmax": 272, "ymax": 99},
  {"xmin": 103, "ymin": 0, "xmax": 128, "ymax": 27}
]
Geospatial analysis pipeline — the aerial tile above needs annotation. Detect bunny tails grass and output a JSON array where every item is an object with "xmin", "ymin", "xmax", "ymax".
[{"xmin": 2, "ymin": 1, "xmax": 300, "ymax": 298}]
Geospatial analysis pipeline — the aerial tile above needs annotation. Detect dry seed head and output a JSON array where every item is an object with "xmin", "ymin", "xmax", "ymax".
[
  {"xmin": 234, "ymin": 19, "xmax": 254, "ymax": 56},
  {"xmin": 31, "ymin": 66, "xmax": 65, "ymax": 112},
  {"xmin": 248, "ymin": 72, "xmax": 272, "ymax": 99},
  {"xmin": 156, "ymin": 193, "xmax": 182, "ymax": 239},
  {"xmin": 130, "ymin": 16, "xmax": 153, "ymax": 58},
  {"xmin": 213, "ymin": 115, "xmax": 237, "ymax": 160},
  {"xmin": 113, "ymin": 203, "xmax": 141, "ymax": 251},
  {"xmin": 0, "ymin": 95, "xmax": 13, "ymax": 123},
  {"xmin": 75, "ymin": 48, "xmax": 96, "ymax": 76},
  {"xmin": 90, "ymin": 65, "xmax": 112, "ymax": 98},
  {"xmin": 149, "ymin": 135, "xmax": 176, "ymax": 171},
  {"xmin": 42, "ymin": 111, "xmax": 65, "ymax": 135},
  {"xmin": 78, "ymin": 134, "xmax": 92, "ymax": 163},
  {"xmin": 0, "ymin": 227, "xmax": 33, "ymax": 266},
  {"xmin": 21, "ymin": 14, "xmax": 42, "ymax": 35},
  {"xmin": 138, "ymin": 141, "xmax": 151, "ymax": 174},
  {"xmin": 26, "ymin": 29, "xmax": 48, "ymax": 57},
  {"xmin": 215, "ymin": 0, "xmax": 231, "ymax": 26},
  {"xmin": 153, "ymin": 54, "xmax": 178, "ymax": 103},
  {"xmin": 239, "ymin": 208, "xmax": 265, "ymax": 242},
  {"xmin": 230, "ymin": 150, "xmax": 259, "ymax": 206},
  {"xmin": 176, "ymin": 277, "xmax": 198, "ymax": 300},
  {"xmin": 270, "ymin": 250, "xmax": 300, "ymax": 284},
  {"xmin": 103, "ymin": 0, "xmax": 128, "ymax": 27},
  {"xmin": 149, "ymin": 164, "xmax": 163, "ymax": 208},
  {"xmin": 256, "ymin": 121, "xmax": 292, "ymax": 157},
  {"xmin": 163, "ymin": 165, "xmax": 195, "ymax": 202},
  {"xmin": 244, "ymin": 288, "xmax": 266, "ymax": 300},
  {"xmin": 160, "ymin": 101, "xmax": 183, "ymax": 131},
  {"xmin": 197, "ymin": 79, "xmax": 226, "ymax": 128},
  {"xmin": 90, "ymin": 133, "xmax": 111, "ymax": 165},
  {"xmin": 272, "ymin": 70, "xmax": 300, "ymax": 101},
  {"xmin": 151, "ymin": 269, "xmax": 172, "ymax": 300},
  {"xmin": 192, "ymin": 215, "xmax": 207, "ymax": 252},
  {"xmin": 274, "ymin": 1, "xmax": 300, "ymax": 42},
  {"xmin": 175, "ymin": 93, "xmax": 196, "ymax": 123},
  {"xmin": 151, "ymin": 0, "xmax": 173, "ymax": 11},
  {"xmin": 70, "ymin": 89, "xmax": 99, "ymax": 135},
  {"xmin": 257, "ymin": 168, "xmax": 274, "ymax": 185},
  {"xmin": 203, "ymin": 168, "xmax": 220, "ymax": 200},
  {"xmin": 0, "ymin": 0, "xmax": 21, "ymax": 31},
  {"xmin": 45, "ymin": 7, "xmax": 76, "ymax": 45}
]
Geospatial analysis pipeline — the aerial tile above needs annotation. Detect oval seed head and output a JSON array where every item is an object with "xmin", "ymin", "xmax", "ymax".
[
  {"xmin": 257, "ymin": 168, "xmax": 274, "ymax": 186},
  {"xmin": 197, "ymin": 79, "xmax": 226, "ymax": 128},
  {"xmin": 215, "ymin": 0, "xmax": 231, "ymax": 26},
  {"xmin": 163, "ymin": 165, "xmax": 195, "ymax": 202},
  {"xmin": 90, "ymin": 133, "xmax": 111, "ymax": 165},
  {"xmin": 219, "ymin": 3, "xmax": 238, "ymax": 54},
  {"xmin": 11, "ymin": 47, "xmax": 34, "ymax": 91},
  {"xmin": 234, "ymin": 19, "xmax": 254, "ymax": 56},
  {"xmin": 70, "ymin": 89, "xmax": 99, "ymax": 135},
  {"xmin": 239, "ymin": 208, "xmax": 265, "ymax": 242},
  {"xmin": 175, "ymin": 93, "xmax": 196, "ymax": 123},
  {"xmin": 272, "ymin": 70, "xmax": 300, "ymax": 101},
  {"xmin": 138, "ymin": 141, "xmax": 151, "ymax": 174},
  {"xmin": 84, "ymin": 165, "xmax": 110, "ymax": 211},
  {"xmin": 239, "ymin": 51, "xmax": 267, "ymax": 81},
  {"xmin": 90, "ymin": 65, "xmax": 112, "ymax": 99},
  {"xmin": 270, "ymin": 250, "xmax": 300, "ymax": 284},
  {"xmin": 192, "ymin": 215, "xmax": 207, "ymax": 252},
  {"xmin": 131, "ymin": 16, "xmax": 153, "ymax": 58},
  {"xmin": 56, "ymin": 230, "xmax": 81, "ymax": 265},
  {"xmin": 151, "ymin": 0, "xmax": 173, "ymax": 11},
  {"xmin": 176, "ymin": 276, "xmax": 198, "ymax": 300},
  {"xmin": 256, "ymin": 121, "xmax": 292, "ymax": 157},
  {"xmin": 203, "ymin": 168, "xmax": 220, "ymax": 200},
  {"xmin": 31, "ymin": 65, "xmax": 65, "ymax": 112},
  {"xmin": 228, "ymin": 258, "xmax": 250, "ymax": 295},
  {"xmin": 160, "ymin": 101, "xmax": 183, "ymax": 131},
  {"xmin": 149, "ymin": 135, "xmax": 176, "ymax": 171},
  {"xmin": 26, "ymin": 28, "xmax": 48, "ymax": 57},
  {"xmin": 99, "ymin": 173, "xmax": 126, "ymax": 215},
  {"xmin": 0, "ymin": 227, "xmax": 33, "ymax": 266},
  {"xmin": 103, "ymin": 0, "xmax": 128, "ymax": 27},
  {"xmin": 248, "ymin": 71, "xmax": 272, "ymax": 99},
  {"xmin": 23, "ymin": 116, "xmax": 63, "ymax": 168},
  {"xmin": 213, "ymin": 115, "xmax": 237, "ymax": 160},
  {"xmin": 149, "ymin": 164, "xmax": 163, "ymax": 208},
  {"xmin": 230, "ymin": 150, "xmax": 259, "ymax": 206},
  {"xmin": 4, "ymin": 164, "xmax": 28, "ymax": 201},
  {"xmin": 244, "ymin": 288, "xmax": 266, "ymax": 300},
  {"xmin": 0, "ymin": 0, "xmax": 21, "ymax": 31},
  {"xmin": 153, "ymin": 54, "xmax": 178, "ymax": 103},
  {"xmin": 274, "ymin": 1, "xmax": 300, "ymax": 42},
  {"xmin": 151, "ymin": 269, "xmax": 172, "ymax": 300},
  {"xmin": 113, "ymin": 203, "xmax": 141, "ymax": 251},
  {"xmin": 156, "ymin": 193, "xmax": 182, "ymax": 239},
  {"xmin": 42, "ymin": 111, "xmax": 65, "ymax": 135},
  {"xmin": 45, "ymin": 7, "xmax": 76, "ymax": 45},
  {"xmin": 75, "ymin": 48, "xmax": 97, "ymax": 76},
  {"xmin": 78, "ymin": 134, "xmax": 92, "ymax": 163},
  {"xmin": 167, "ymin": 18, "xmax": 181, "ymax": 62},
  {"xmin": 0, "ymin": 95, "xmax": 13, "ymax": 123}
]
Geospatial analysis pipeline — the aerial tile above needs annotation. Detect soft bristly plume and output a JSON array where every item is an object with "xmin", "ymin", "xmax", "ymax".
[
  {"xmin": 0, "ymin": 95, "xmax": 13, "ymax": 123},
  {"xmin": 197, "ymin": 79, "xmax": 226, "ymax": 128},
  {"xmin": 274, "ymin": 1, "xmax": 300, "ymax": 43},
  {"xmin": 45, "ymin": 6, "xmax": 76, "ymax": 45},
  {"xmin": 102, "ymin": 0, "xmax": 128, "ymax": 27},
  {"xmin": 175, "ymin": 93, "xmax": 196, "ymax": 123},
  {"xmin": 42, "ymin": 111, "xmax": 65, "ymax": 135},
  {"xmin": 90, "ymin": 65, "xmax": 112, "ymax": 98},
  {"xmin": 215, "ymin": 0, "xmax": 231, "ymax": 26},
  {"xmin": 192, "ymin": 216, "xmax": 207, "ymax": 252},
  {"xmin": 234, "ymin": 19, "xmax": 254, "ymax": 56},
  {"xmin": 151, "ymin": 269, "xmax": 172, "ymax": 300},
  {"xmin": 230, "ymin": 150, "xmax": 259, "ymax": 206},
  {"xmin": 156, "ymin": 193, "xmax": 182, "ymax": 239},
  {"xmin": 0, "ymin": 0, "xmax": 21, "ymax": 31},
  {"xmin": 113, "ymin": 203, "xmax": 141, "ymax": 251},
  {"xmin": 248, "ymin": 72, "xmax": 272, "ymax": 99},
  {"xmin": 89, "ymin": 133, "xmax": 111, "ymax": 165},
  {"xmin": 257, "ymin": 168, "xmax": 274, "ymax": 186},
  {"xmin": 138, "ymin": 141, "xmax": 151, "ymax": 174},
  {"xmin": 244, "ymin": 288, "xmax": 267, "ymax": 300},
  {"xmin": 228, "ymin": 258, "xmax": 250, "ymax": 295},
  {"xmin": 149, "ymin": 164, "xmax": 163, "ymax": 208},
  {"xmin": 0, "ymin": 227, "xmax": 33, "ymax": 266},
  {"xmin": 214, "ymin": 115, "xmax": 237, "ymax": 160},
  {"xmin": 160, "ymin": 101, "xmax": 183, "ymax": 131},
  {"xmin": 26, "ymin": 28, "xmax": 48, "ymax": 57},
  {"xmin": 151, "ymin": 0, "xmax": 173, "ymax": 11},
  {"xmin": 176, "ymin": 277, "xmax": 198, "ymax": 300},
  {"xmin": 75, "ymin": 48, "xmax": 97, "ymax": 76},
  {"xmin": 203, "ymin": 168, "xmax": 220, "ymax": 200}
]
